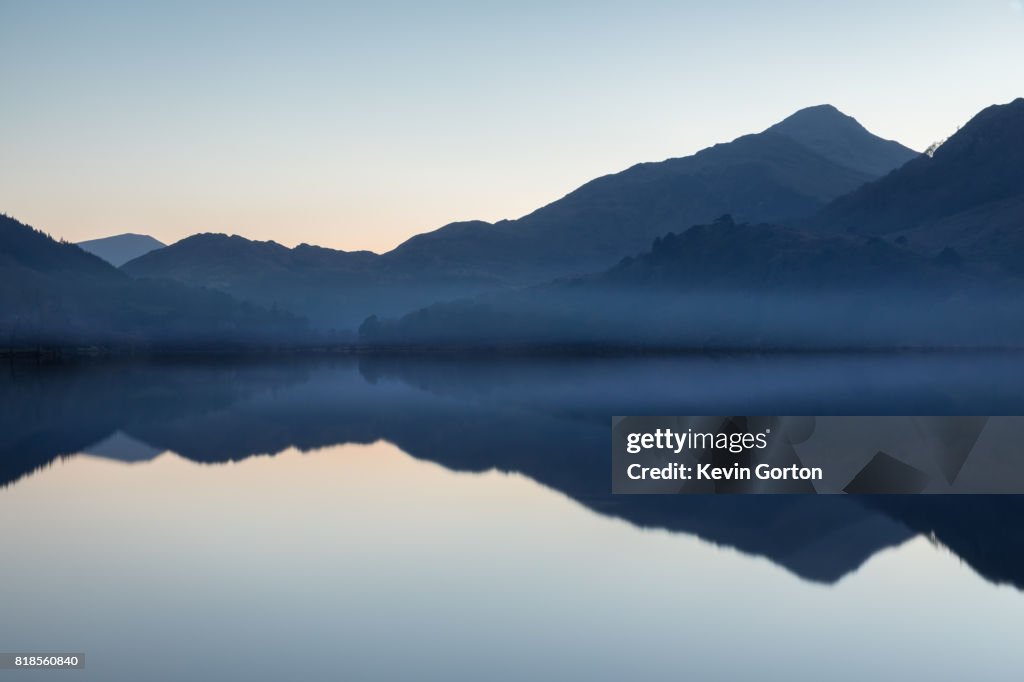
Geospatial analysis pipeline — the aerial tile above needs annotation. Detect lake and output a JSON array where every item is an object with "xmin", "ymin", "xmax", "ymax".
[{"xmin": 2, "ymin": 352, "xmax": 1024, "ymax": 680}]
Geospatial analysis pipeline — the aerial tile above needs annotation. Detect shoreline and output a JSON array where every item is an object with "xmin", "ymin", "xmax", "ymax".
[{"xmin": 4, "ymin": 343, "xmax": 1024, "ymax": 362}]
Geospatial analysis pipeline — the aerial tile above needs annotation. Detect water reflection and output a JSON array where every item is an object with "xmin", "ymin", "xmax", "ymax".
[
  {"xmin": 3, "ymin": 353, "xmax": 1024, "ymax": 591},
  {"xmin": 4, "ymin": 442, "xmax": 1022, "ymax": 682}
]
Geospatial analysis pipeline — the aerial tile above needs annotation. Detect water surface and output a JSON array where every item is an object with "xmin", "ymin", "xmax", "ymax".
[{"xmin": 2, "ymin": 353, "xmax": 1024, "ymax": 680}]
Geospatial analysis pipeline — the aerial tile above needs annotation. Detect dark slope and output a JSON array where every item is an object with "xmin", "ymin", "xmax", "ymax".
[
  {"xmin": 77, "ymin": 233, "xmax": 166, "ymax": 267},
  {"xmin": 601, "ymin": 216, "xmax": 951, "ymax": 290},
  {"xmin": 0, "ymin": 215, "xmax": 119, "ymax": 279},
  {"xmin": 812, "ymin": 98, "xmax": 1024, "ymax": 269},
  {"xmin": 0, "ymin": 214, "xmax": 304, "ymax": 347}
]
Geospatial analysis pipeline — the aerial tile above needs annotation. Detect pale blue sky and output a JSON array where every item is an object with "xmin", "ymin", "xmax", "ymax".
[{"xmin": 1, "ymin": 0, "xmax": 1021, "ymax": 252}]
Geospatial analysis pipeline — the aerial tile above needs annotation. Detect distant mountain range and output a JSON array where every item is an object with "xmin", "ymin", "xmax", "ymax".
[
  {"xmin": 0, "ymin": 215, "xmax": 303, "ymax": 347},
  {"xmin": 359, "ymin": 98, "xmax": 1024, "ymax": 348},
  {"xmin": 121, "ymin": 232, "xmax": 499, "ymax": 332},
  {"xmin": 77, "ymin": 233, "xmax": 165, "ymax": 267},
  {"xmin": 119, "ymin": 104, "xmax": 918, "ymax": 330},
  {"xmin": 5, "ymin": 98, "xmax": 1024, "ymax": 349}
]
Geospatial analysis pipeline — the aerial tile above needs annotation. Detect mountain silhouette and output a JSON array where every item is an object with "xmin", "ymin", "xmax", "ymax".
[
  {"xmin": 0, "ymin": 214, "xmax": 305, "ymax": 348},
  {"xmin": 77, "ymin": 233, "xmax": 165, "ymax": 267},
  {"xmin": 120, "ymin": 105, "xmax": 916, "ymax": 331},
  {"xmin": 1, "ymin": 214, "xmax": 121, "ymax": 279},
  {"xmin": 382, "ymin": 105, "xmax": 917, "ymax": 280},
  {"xmin": 122, "ymin": 232, "xmax": 499, "ymax": 332},
  {"xmin": 812, "ymin": 98, "xmax": 1024, "ymax": 272},
  {"xmin": 359, "ymin": 100, "xmax": 1024, "ymax": 349},
  {"xmin": 765, "ymin": 104, "xmax": 916, "ymax": 176}
]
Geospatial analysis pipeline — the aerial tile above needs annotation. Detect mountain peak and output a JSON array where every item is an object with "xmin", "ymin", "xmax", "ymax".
[
  {"xmin": 765, "ymin": 104, "xmax": 918, "ymax": 176},
  {"xmin": 77, "ymin": 232, "xmax": 165, "ymax": 267},
  {"xmin": 774, "ymin": 103, "xmax": 854, "ymax": 124}
]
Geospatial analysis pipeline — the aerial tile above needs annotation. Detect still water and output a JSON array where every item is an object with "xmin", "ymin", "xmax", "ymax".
[{"xmin": 2, "ymin": 353, "xmax": 1024, "ymax": 681}]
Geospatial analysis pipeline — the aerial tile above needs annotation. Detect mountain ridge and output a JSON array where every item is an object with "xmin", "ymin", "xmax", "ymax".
[
  {"xmin": 810, "ymin": 97, "xmax": 1024, "ymax": 271},
  {"xmin": 382, "ymin": 108, "xmax": 917, "ymax": 278},
  {"xmin": 0, "ymin": 214, "xmax": 305, "ymax": 347},
  {"xmin": 121, "ymin": 104, "xmax": 917, "ymax": 330}
]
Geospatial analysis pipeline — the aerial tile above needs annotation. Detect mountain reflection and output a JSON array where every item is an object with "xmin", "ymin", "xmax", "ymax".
[{"xmin": 3, "ymin": 353, "xmax": 1024, "ymax": 588}]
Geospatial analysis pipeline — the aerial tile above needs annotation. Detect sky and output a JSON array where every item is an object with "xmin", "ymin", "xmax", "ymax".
[{"xmin": 1, "ymin": 1, "xmax": 1022, "ymax": 254}]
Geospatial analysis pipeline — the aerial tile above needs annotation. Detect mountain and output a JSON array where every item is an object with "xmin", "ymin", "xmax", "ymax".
[
  {"xmin": 364, "ymin": 102, "xmax": 1024, "ymax": 349},
  {"xmin": 812, "ymin": 98, "xmax": 1024, "ymax": 271},
  {"xmin": 380, "ymin": 105, "xmax": 918, "ymax": 281},
  {"xmin": 77, "ymin": 233, "xmax": 165, "ymax": 267},
  {"xmin": 122, "ymin": 233, "xmax": 499, "ymax": 332},
  {"xmin": 0, "ymin": 214, "xmax": 305, "ymax": 348},
  {"xmin": 359, "ymin": 216, "xmax": 1023, "ymax": 349},
  {"xmin": 601, "ymin": 215, "xmax": 953, "ymax": 290},
  {"xmin": 122, "ymin": 233, "xmax": 377, "ymax": 288},
  {"xmin": 122, "ymin": 105, "xmax": 917, "ymax": 330},
  {"xmin": 764, "ymin": 104, "xmax": 916, "ymax": 176}
]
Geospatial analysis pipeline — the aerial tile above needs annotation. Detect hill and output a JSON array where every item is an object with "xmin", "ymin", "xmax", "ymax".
[
  {"xmin": 359, "ymin": 217, "xmax": 1022, "ymax": 349},
  {"xmin": 0, "ymin": 214, "xmax": 305, "ymax": 348},
  {"xmin": 812, "ymin": 98, "xmax": 1024, "ymax": 272},
  {"xmin": 77, "ymin": 233, "xmax": 166, "ymax": 267},
  {"xmin": 122, "ymin": 233, "xmax": 498, "ymax": 331}
]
